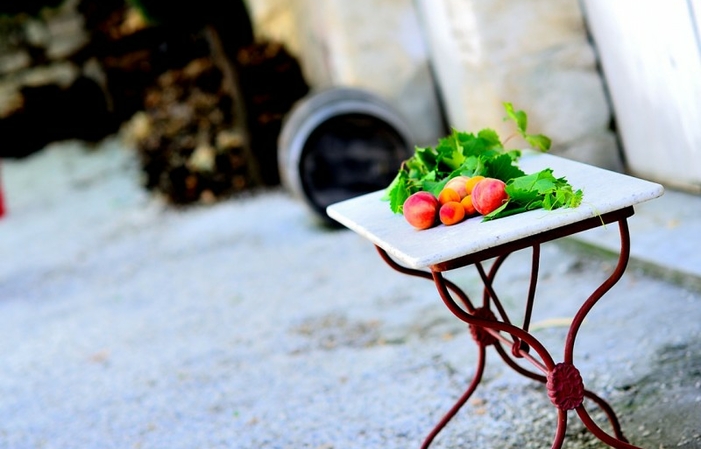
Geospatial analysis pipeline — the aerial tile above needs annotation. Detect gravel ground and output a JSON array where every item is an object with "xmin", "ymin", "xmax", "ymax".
[{"xmin": 1, "ymin": 138, "xmax": 700, "ymax": 449}]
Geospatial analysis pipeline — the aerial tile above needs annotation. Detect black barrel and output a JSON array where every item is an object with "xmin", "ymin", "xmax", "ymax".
[{"xmin": 278, "ymin": 87, "xmax": 414, "ymax": 224}]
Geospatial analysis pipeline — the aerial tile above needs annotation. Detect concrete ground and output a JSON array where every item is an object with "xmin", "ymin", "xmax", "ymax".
[{"xmin": 1, "ymin": 138, "xmax": 700, "ymax": 449}]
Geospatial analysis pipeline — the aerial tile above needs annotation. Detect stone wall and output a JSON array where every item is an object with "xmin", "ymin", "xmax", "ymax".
[
  {"xmin": 415, "ymin": 0, "xmax": 622, "ymax": 171},
  {"xmin": 246, "ymin": 0, "xmax": 622, "ymax": 171},
  {"xmin": 244, "ymin": 0, "xmax": 447, "ymax": 147}
]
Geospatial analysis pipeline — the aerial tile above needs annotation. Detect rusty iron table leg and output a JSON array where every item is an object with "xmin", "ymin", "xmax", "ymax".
[
  {"xmin": 375, "ymin": 217, "xmax": 642, "ymax": 449},
  {"xmin": 420, "ymin": 343, "xmax": 487, "ymax": 449}
]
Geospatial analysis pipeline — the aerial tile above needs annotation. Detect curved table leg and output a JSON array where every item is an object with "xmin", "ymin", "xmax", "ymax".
[
  {"xmin": 552, "ymin": 409, "xmax": 568, "ymax": 449},
  {"xmin": 556, "ymin": 219, "xmax": 635, "ymax": 447},
  {"xmin": 480, "ymin": 220, "xmax": 636, "ymax": 448},
  {"xmin": 420, "ymin": 343, "xmax": 487, "ymax": 449},
  {"xmin": 576, "ymin": 406, "xmax": 640, "ymax": 449},
  {"xmin": 581, "ymin": 391, "xmax": 628, "ymax": 442},
  {"xmin": 376, "ymin": 247, "xmax": 476, "ymax": 312},
  {"xmin": 374, "ymin": 218, "xmax": 641, "ymax": 448},
  {"xmin": 495, "ymin": 341, "xmax": 629, "ymax": 443}
]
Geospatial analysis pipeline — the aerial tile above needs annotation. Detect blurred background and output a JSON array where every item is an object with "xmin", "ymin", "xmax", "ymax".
[
  {"xmin": 1, "ymin": 4, "xmax": 700, "ymax": 447},
  {"xmin": 1, "ymin": 0, "xmax": 699, "ymax": 211}
]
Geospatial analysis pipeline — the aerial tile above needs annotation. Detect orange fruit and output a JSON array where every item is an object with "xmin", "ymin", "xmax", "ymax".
[
  {"xmin": 439, "ymin": 201, "xmax": 466, "ymax": 225},
  {"xmin": 465, "ymin": 176, "xmax": 486, "ymax": 195},
  {"xmin": 461, "ymin": 195, "xmax": 477, "ymax": 216},
  {"xmin": 438, "ymin": 187, "xmax": 461, "ymax": 205}
]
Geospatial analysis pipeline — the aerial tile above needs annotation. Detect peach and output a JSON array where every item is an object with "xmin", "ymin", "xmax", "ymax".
[
  {"xmin": 403, "ymin": 191, "xmax": 439, "ymax": 230},
  {"xmin": 444, "ymin": 176, "xmax": 470, "ymax": 199},
  {"xmin": 439, "ymin": 201, "xmax": 466, "ymax": 226},
  {"xmin": 471, "ymin": 178, "xmax": 509, "ymax": 215},
  {"xmin": 460, "ymin": 195, "xmax": 477, "ymax": 216},
  {"xmin": 465, "ymin": 175, "xmax": 485, "ymax": 195},
  {"xmin": 438, "ymin": 187, "xmax": 461, "ymax": 205}
]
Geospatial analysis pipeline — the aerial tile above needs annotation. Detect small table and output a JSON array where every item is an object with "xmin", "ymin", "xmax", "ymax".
[{"xmin": 326, "ymin": 152, "xmax": 664, "ymax": 449}]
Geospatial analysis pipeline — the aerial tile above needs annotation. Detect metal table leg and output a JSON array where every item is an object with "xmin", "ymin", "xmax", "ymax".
[{"xmin": 375, "ymin": 217, "xmax": 641, "ymax": 449}]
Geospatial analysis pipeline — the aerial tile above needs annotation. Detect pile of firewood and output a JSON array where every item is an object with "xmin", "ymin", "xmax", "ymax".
[
  {"xmin": 124, "ymin": 41, "xmax": 309, "ymax": 204},
  {"xmin": 0, "ymin": 0, "xmax": 310, "ymax": 205},
  {"xmin": 125, "ymin": 57, "xmax": 248, "ymax": 204}
]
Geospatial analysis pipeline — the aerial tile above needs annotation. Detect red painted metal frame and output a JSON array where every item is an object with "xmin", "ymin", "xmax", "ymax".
[{"xmin": 375, "ymin": 206, "xmax": 642, "ymax": 449}]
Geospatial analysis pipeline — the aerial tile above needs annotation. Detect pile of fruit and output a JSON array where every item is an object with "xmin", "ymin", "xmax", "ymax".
[
  {"xmin": 383, "ymin": 103, "xmax": 583, "ymax": 230},
  {"xmin": 402, "ymin": 175, "xmax": 508, "ymax": 229}
]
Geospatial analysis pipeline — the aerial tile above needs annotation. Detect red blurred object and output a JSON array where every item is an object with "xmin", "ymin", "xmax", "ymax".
[{"xmin": 0, "ymin": 163, "xmax": 5, "ymax": 218}]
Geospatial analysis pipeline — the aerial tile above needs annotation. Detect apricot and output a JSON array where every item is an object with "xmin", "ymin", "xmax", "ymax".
[
  {"xmin": 471, "ymin": 178, "xmax": 509, "ymax": 215},
  {"xmin": 403, "ymin": 191, "xmax": 439, "ymax": 230},
  {"xmin": 460, "ymin": 194, "xmax": 477, "ymax": 216},
  {"xmin": 465, "ymin": 175, "xmax": 486, "ymax": 195},
  {"xmin": 439, "ymin": 201, "xmax": 466, "ymax": 226},
  {"xmin": 444, "ymin": 176, "xmax": 470, "ymax": 199},
  {"xmin": 438, "ymin": 187, "xmax": 461, "ymax": 205}
]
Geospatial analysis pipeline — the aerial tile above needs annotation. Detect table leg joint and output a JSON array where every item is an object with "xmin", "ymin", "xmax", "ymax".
[
  {"xmin": 468, "ymin": 307, "xmax": 498, "ymax": 346},
  {"xmin": 547, "ymin": 362, "xmax": 585, "ymax": 411}
]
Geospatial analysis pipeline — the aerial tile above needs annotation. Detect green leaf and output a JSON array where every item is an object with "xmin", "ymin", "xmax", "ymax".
[
  {"xmin": 503, "ymin": 102, "xmax": 527, "ymax": 134},
  {"xmin": 382, "ymin": 103, "xmax": 578, "ymax": 221},
  {"xmin": 482, "ymin": 200, "xmax": 512, "ymax": 220},
  {"xmin": 385, "ymin": 170, "xmax": 410, "ymax": 214},
  {"xmin": 463, "ymin": 132, "xmax": 502, "ymax": 159},
  {"xmin": 503, "ymin": 103, "xmax": 551, "ymax": 152},
  {"xmin": 415, "ymin": 147, "xmax": 438, "ymax": 172},
  {"xmin": 543, "ymin": 192, "xmax": 554, "ymax": 210},
  {"xmin": 505, "ymin": 182, "xmax": 541, "ymax": 205},
  {"xmin": 509, "ymin": 169, "xmax": 555, "ymax": 192},
  {"xmin": 420, "ymin": 171, "xmax": 442, "ymax": 193},
  {"xmin": 483, "ymin": 204, "xmax": 522, "ymax": 221},
  {"xmin": 525, "ymin": 133, "xmax": 552, "ymax": 152},
  {"xmin": 424, "ymin": 177, "xmax": 450, "ymax": 196},
  {"xmin": 456, "ymin": 155, "xmax": 480, "ymax": 177},
  {"xmin": 477, "ymin": 128, "xmax": 503, "ymax": 148},
  {"xmin": 483, "ymin": 153, "xmax": 526, "ymax": 182},
  {"xmin": 483, "ymin": 169, "xmax": 583, "ymax": 220},
  {"xmin": 440, "ymin": 150, "xmax": 465, "ymax": 172},
  {"xmin": 381, "ymin": 172, "xmax": 399, "ymax": 201}
]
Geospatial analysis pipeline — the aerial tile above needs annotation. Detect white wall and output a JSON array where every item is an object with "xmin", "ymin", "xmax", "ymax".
[{"xmin": 581, "ymin": 0, "xmax": 701, "ymax": 192}]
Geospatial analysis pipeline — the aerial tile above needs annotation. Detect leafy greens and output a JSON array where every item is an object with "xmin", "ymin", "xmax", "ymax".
[{"xmin": 383, "ymin": 102, "xmax": 582, "ymax": 221}]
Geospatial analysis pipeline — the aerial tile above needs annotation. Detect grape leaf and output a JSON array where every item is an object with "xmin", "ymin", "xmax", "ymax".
[
  {"xmin": 503, "ymin": 102, "xmax": 551, "ymax": 152},
  {"xmin": 457, "ymin": 155, "xmax": 481, "ymax": 177},
  {"xmin": 504, "ymin": 102, "xmax": 527, "ymax": 134},
  {"xmin": 384, "ymin": 170, "xmax": 410, "ymax": 213},
  {"xmin": 476, "ymin": 128, "xmax": 503, "ymax": 150},
  {"xmin": 415, "ymin": 147, "xmax": 438, "ymax": 172},
  {"xmin": 436, "ymin": 140, "xmax": 465, "ymax": 171},
  {"xmin": 525, "ymin": 133, "xmax": 552, "ymax": 152},
  {"xmin": 483, "ymin": 153, "xmax": 526, "ymax": 182},
  {"xmin": 458, "ymin": 128, "xmax": 503, "ymax": 158},
  {"xmin": 383, "ymin": 103, "xmax": 580, "ymax": 218},
  {"xmin": 483, "ymin": 169, "xmax": 583, "ymax": 221}
]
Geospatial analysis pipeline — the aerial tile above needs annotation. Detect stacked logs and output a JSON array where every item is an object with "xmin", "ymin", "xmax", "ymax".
[
  {"xmin": 125, "ymin": 41, "xmax": 309, "ymax": 204},
  {"xmin": 1, "ymin": 0, "xmax": 310, "ymax": 205},
  {"xmin": 127, "ymin": 57, "xmax": 249, "ymax": 204}
]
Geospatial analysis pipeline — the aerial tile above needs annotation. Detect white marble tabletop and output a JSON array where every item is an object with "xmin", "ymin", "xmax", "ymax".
[{"xmin": 326, "ymin": 152, "xmax": 665, "ymax": 269}]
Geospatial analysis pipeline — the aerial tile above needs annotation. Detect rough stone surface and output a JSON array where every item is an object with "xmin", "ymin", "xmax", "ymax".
[
  {"xmin": 0, "ymin": 138, "xmax": 699, "ymax": 448},
  {"xmin": 248, "ymin": 0, "xmax": 623, "ymax": 170},
  {"xmin": 415, "ymin": 0, "xmax": 622, "ymax": 171},
  {"xmin": 243, "ymin": 0, "xmax": 301, "ymax": 57},
  {"xmin": 245, "ymin": 0, "xmax": 447, "ymax": 147}
]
